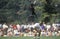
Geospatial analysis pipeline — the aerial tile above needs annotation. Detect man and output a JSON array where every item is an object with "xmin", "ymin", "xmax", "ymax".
[
  {"xmin": 3, "ymin": 23, "xmax": 8, "ymax": 36},
  {"xmin": 34, "ymin": 23, "xmax": 41, "ymax": 39}
]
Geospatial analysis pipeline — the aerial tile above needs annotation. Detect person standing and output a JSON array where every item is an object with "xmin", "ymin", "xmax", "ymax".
[
  {"xmin": 3, "ymin": 23, "xmax": 8, "ymax": 36},
  {"xmin": 34, "ymin": 23, "xmax": 41, "ymax": 39}
]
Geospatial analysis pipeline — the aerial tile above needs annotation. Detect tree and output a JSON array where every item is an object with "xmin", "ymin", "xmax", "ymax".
[
  {"xmin": 0, "ymin": 0, "xmax": 60, "ymax": 24},
  {"xmin": 44, "ymin": 0, "xmax": 57, "ymax": 14}
]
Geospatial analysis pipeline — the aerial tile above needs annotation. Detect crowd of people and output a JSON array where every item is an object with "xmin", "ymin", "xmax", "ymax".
[{"xmin": 0, "ymin": 22, "xmax": 60, "ymax": 37}]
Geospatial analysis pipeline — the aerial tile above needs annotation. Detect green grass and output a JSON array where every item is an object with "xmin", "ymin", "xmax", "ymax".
[{"xmin": 0, "ymin": 36, "xmax": 60, "ymax": 39}]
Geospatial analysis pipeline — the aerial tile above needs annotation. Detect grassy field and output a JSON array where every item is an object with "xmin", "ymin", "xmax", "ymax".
[{"xmin": 0, "ymin": 36, "xmax": 60, "ymax": 39}]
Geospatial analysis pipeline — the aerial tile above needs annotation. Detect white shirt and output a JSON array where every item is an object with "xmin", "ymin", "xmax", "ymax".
[
  {"xmin": 46, "ymin": 25, "xmax": 51, "ymax": 29},
  {"xmin": 16, "ymin": 24, "xmax": 20, "ymax": 29},
  {"xmin": 14, "ymin": 30, "xmax": 20, "ymax": 35},
  {"xmin": 3, "ymin": 24, "xmax": 8, "ymax": 29},
  {"xmin": 34, "ymin": 23, "xmax": 41, "ymax": 30}
]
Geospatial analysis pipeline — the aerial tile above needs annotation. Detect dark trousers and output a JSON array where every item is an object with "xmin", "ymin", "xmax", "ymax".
[{"xmin": 3, "ymin": 28, "xmax": 8, "ymax": 35}]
